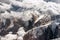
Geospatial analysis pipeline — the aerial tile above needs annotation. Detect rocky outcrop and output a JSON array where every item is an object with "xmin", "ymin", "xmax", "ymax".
[
  {"xmin": 23, "ymin": 21, "xmax": 60, "ymax": 40},
  {"xmin": 0, "ymin": 0, "xmax": 60, "ymax": 40}
]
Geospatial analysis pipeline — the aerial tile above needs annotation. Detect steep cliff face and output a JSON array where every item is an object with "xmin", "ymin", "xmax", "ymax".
[{"xmin": 0, "ymin": 0, "xmax": 60, "ymax": 40}]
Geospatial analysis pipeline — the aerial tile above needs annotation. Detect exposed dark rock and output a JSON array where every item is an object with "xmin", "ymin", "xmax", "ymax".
[
  {"xmin": 44, "ymin": 25, "xmax": 58, "ymax": 40},
  {"xmin": 10, "ymin": 4, "xmax": 20, "ymax": 11},
  {"xmin": 23, "ymin": 22, "xmax": 59, "ymax": 40},
  {"xmin": 0, "ymin": 0, "xmax": 60, "ymax": 40},
  {"xmin": 0, "ymin": 19, "xmax": 11, "ymax": 36},
  {"xmin": 51, "ymin": 15, "xmax": 60, "ymax": 20},
  {"xmin": 23, "ymin": 26, "xmax": 46, "ymax": 40}
]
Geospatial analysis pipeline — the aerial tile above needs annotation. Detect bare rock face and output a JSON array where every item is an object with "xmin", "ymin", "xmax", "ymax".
[
  {"xmin": 23, "ymin": 27, "xmax": 45, "ymax": 40},
  {"xmin": 0, "ymin": 0, "xmax": 60, "ymax": 40},
  {"xmin": 23, "ymin": 21, "xmax": 60, "ymax": 40}
]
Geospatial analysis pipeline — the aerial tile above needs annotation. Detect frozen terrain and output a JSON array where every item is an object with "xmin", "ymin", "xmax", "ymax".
[{"xmin": 0, "ymin": 0, "xmax": 60, "ymax": 40}]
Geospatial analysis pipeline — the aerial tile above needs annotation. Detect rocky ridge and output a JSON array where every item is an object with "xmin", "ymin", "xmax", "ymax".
[{"xmin": 0, "ymin": 0, "xmax": 60, "ymax": 40}]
